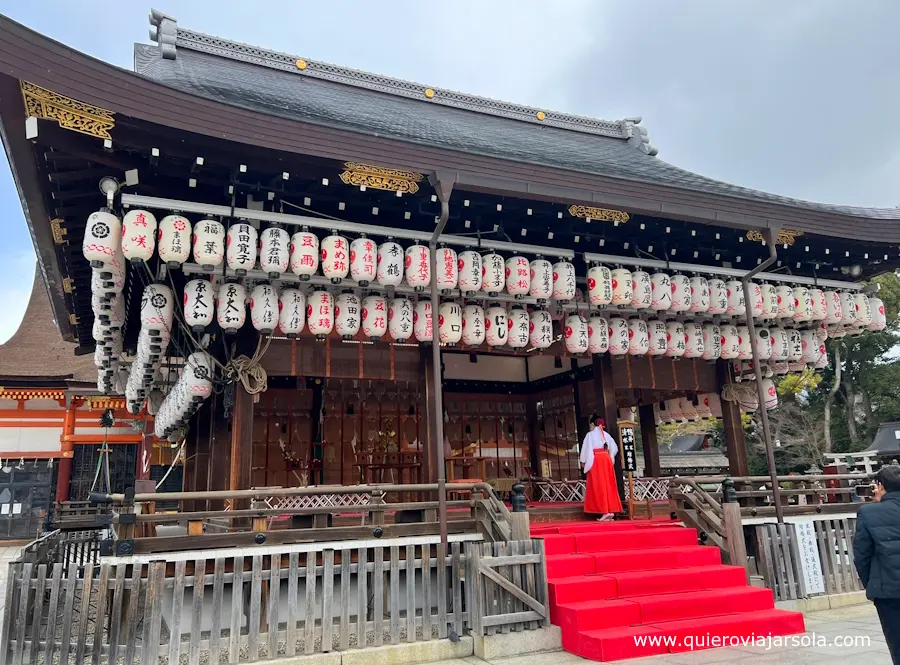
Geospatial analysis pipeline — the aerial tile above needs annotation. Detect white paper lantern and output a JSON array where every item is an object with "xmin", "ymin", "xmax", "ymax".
[
  {"xmin": 681, "ymin": 397, "xmax": 700, "ymax": 421},
  {"xmin": 362, "ymin": 294, "xmax": 388, "ymax": 340},
  {"xmin": 278, "ymin": 288, "xmax": 306, "ymax": 338},
  {"xmin": 308, "ymin": 291, "xmax": 334, "ymax": 339},
  {"xmin": 507, "ymin": 307, "xmax": 530, "ymax": 348},
  {"xmin": 720, "ymin": 324, "xmax": 740, "ymax": 360},
  {"xmin": 839, "ymin": 292, "xmax": 857, "ymax": 326},
  {"xmin": 815, "ymin": 348, "xmax": 829, "ymax": 370},
  {"xmin": 350, "ymin": 236, "xmax": 377, "ymax": 286},
  {"xmin": 140, "ymin": 283, "xmax": 174, "ymax": 336},
  {"xmin": 648, "ymin": 319, "xmax": 668, "ymax": 356},
  {"xmin": 414, "ymin": 298, "xmax": 433, "ymax": 342},
  {"xmin": 707, "ymin": 278, "xmax": 728, "ymax": 316},
  {"xmin": 157, "ymin": 215, "xmax": 191, "ymax": 268},
  {"xmin": 587, "ymin": 265, "xmax": 612, "ymax": 307},
  {"xmin": 809, "ymin": 289, "xmax": 827, "ymax": 321},
  {"xmin": 701, "ymin": 323, "xmax": 721, "ymax": 361},
  {"xmin": 708, "ymin": 393, "xmax": 725, "ymax": 418},
  {"xmin": 335, "ymin": 292, "xmax": 362, "ymax": 339},
  {"xmin": 665, "ymin": 320, "xmax": 686, "ymax": 358},
  {"xmin": 526, "ymin": 312, "xmax": 554, "ymax": 353},
  {"xmin": 83, "ymin": 210, "xmax": 122, "ymax": 267},
  {"xmin": 458, "ymin": 251, "xmax": 482, "ymax": 296},
  {"xmin": 628, "ymin": 318, "xmax": 649, "ymax": 356},
  {"xmin": 564, "ymin": 314, "xmax": 589, "ymax": 354},
  {"xmin": 216, "ymin": 282, "xmax": 247, "ymax": 334},
  {"xmin": 463, "ymin": 303, "xmax": 486, "ymax": 346},
  {"xmin": 321, "ymin": 234, "xmax": 350, "ymax": 283},
  {"xmin": 726, "ymin": 280, "xmax": 746, "ymax": 317},
  {"xmin": 121, "ymin": 210, "xmax": 157, "ymax": 263},
  {"xmin": 824, "ymin": 290, "xmax": 843, "ymax": 325},
  {"xmin": 775, "ymin": 285, "xmax": 796, "ymax": 320},
  {"xmin": 754, "ymin": 327, "xmax": 772, "ymax": 360},
  {"xmin": 389, "ymin": 298, "xmax": 414, "ymax": 342},
  {"xmin": 748, "ymin": 282, "xmax": 765, "ymax": 319},
  {"xmin": 376, "ymin": 240, "xmax": 404, "ymax": 287},
  {"xmin": 406, "ymin": 244, "xmax": 431, "ymax": 292},
  {"xmin": 436, "ymin": 247, "xmax": 459, "ymax": 294},
  {"xmin": 529, "ymin": 258, "xmax": 553, "ymax": 302},
  {"xmin": 770, "ymin": 327, "xmax": 789, "ymax": 361},
  {"xmin": 788, "ymin": 329, "xmax": 803, "ymax": 361},
  {"xmin": 183, "ymin": 279, "xmax": 215, "ymax": 333},
  {"xmin": 552, "ymin": 261, "xmax": 577, "ymax": 302},
  {"xmin": 761, "ymin": 378, "xmax": 778, "ymax": 410},
  {"xmin": 479, "ymin": 253, "xmax": 504, "ymax": 296},
  {"xmin": 610, "ymin": 267, "xmax": 634, "ymax": 307},
  {"xmin": 665, "ymin": 398, "xmax": 684, "ymax": 423},
  {"xmin": 869, "ymin": 297, "xmax": 887, "ymax": 332},
  {"xmin": 485, "ymin": 304, "xmax": 508, "ymax": 347},
  {"xmin": 800, "ymin": 329, "xmax": 819, "ymax": 364},
  {"xmin": 671, "ymin": 274, "xmax": 692, "ymax": 313},
  {"xmin": 631, "ymin": 270, "xmax": 652, "ymax": 310},
  {"xmin": 259, "ymin": 226, "xmax": 290, "ymax": 278},
  {"xmin": 608, "ymin": 317, "xmax": 630, "ymax": 356},
  {"xmin": 92, "ymin": 261, "xmax": 125, "ymax": 297},
  {"xmin": 736, "ymin": 325, "xmax": 752, "ymax": 360},
  {"xmin": 696, "ymin": 396, "xmax": 713, "ymax": 419},
  {"xmin": 760, "ymin": 284, "xmax": 778, "ymax": 320},
  {"xmin": 184, "ymin": 352, "xmax": 213, "ymax": 400},
  {"xmin": 650, "ymin": 272, "xmax": 672, "ymax": 311},
  {"xmin": 192, "ymin": 219, "xmax": 225, "ymax": 270},
  {"xmin": 815, "ymin": 322, "xmax": 829, "ymax": 342},
  {"xmin": 248, "ymin": 284, "xmax": 278, "ymax": 334},
  {"xmin": 438, "ymin": 301, "xmax": 463, "ymax": 345},
  {"xmin": 688, "ymin": 276, "xmax": 710, "ymax": 314},
  {"xmin": 229, "ymin": 223, "xmax": 259, "ymax": 276},
  {"xmin": 684, "ymin": 322, "xmax": 705, "ymax": 359},
  {"xmin": 92, "ymin": 318, "xmax": 118, "ymax": 342},
  {"xmin": 792, "ymin": 286, "xmax": 812, "ymax": 323},
  {"xmin": 854, "ymin": 293, "xmax": 873, "ymax": 328},
  {"xmin": 588, "ymin": 316, "xmax": 609, "ymax": 354},
  {"xmin": 505, "ymin": 256, "xmax": 530, "ymax": 299}
]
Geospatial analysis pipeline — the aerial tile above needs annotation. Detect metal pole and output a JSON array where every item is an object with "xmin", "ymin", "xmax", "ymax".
[
  {"xmin": 429, "ymin": 175, "xmax": 453, "ymax": 550},
  {"xmin": 740, "ymin": 227, "xmax": 784, "ymax": 523}
]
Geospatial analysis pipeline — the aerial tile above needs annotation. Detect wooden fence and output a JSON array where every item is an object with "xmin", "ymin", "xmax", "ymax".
[
  {"xmin": 754, "ymin": 517, "xmax": 862, "ymax": 601},
  {"xmin": 0, "ymin": 536, "xmax": 548, "ymax": 665}
]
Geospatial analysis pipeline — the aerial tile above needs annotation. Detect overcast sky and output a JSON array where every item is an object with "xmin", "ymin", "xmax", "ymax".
[{"xmin": 1, "ymin": 0, "xmax": 899, "ymax": 342}]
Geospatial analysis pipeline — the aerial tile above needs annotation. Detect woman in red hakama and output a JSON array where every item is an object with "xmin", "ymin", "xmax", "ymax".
[{"xmin": 580, "ymin": 415, "xmax": 623, "ymax": 520}]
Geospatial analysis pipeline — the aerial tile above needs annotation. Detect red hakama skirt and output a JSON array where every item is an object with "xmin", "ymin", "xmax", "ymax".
[{"xmin": 584, "ymin": 449, "xmax": 623, "ymax": 515}]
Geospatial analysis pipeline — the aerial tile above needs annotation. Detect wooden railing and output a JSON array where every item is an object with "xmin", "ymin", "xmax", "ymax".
[{"xmin": 0, "ymin": 537, "xmax": 548, "ymax": 665}]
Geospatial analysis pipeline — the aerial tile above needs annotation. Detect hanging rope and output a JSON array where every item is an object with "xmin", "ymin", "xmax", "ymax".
[
  {"xmin": 721, "ymin": 382, "xmax": 759, "ymax": 412},
  {"xmin": 224, "ymin": 335, "xmax": 271, "ymax": 396}
]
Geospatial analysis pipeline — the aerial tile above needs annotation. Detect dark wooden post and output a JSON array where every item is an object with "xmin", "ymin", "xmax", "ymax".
[
  {"xmin": 718, "ymin": 360, "xmax": 749, "ymax": 476},
  {"xmin": 229, "ymin": 384, "xmax": 254, "ymax": 512},
  {"xmin": 638, "ymin": 404, "xmax": 661, "ymax": 478},
  {"xmin": 421, "ymin": 346, "xmax": 439, "ymax": 484},
  {"xmin": 592, "ymin": 354, "xmax": 624, "ymax": 503}
]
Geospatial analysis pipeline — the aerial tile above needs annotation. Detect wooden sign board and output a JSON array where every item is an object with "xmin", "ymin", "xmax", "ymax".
[{"xmin": 618, "ymin": 420, "xmax": 637, "ymax": 472}]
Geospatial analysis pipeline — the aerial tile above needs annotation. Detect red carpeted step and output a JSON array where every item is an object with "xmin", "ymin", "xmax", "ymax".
[
  {"xmin": 650, "ymin": 608, "xmax": 806, "ymax": 653},
  {"xmin": 538, "ymin": 534, "xmax": 577, "ymax": 555},
  {"xmin": 634, "ymin": 586, "xmax": 775, "ymax": 623},
  {"xmin": 591, "ymin": 545, "xmax": 720, "ymax": 573},
  {"xmin": 574, "ymin": 527, "xmax": 697, "ymax": 553},
  {"xmin": 570, "ymin": 625, "xmax": 669, "ymax": 662},
  {"xmin": 555, "ymin": 523, "xmax": 645, "ymax": 534},
  {"xmin": 530, "ymin": 526, "xmax": 561, "ymax": 536},
  {"xmin": 609, "ymin": 564, "xmax": 746, "ymax": 597},
  {"xmin": 555, "ymin": 599, "xmax": 641, "ymax": 633},
  {"xmin": 546, "ymin": 553, "xmax": 596, "ymax": 579},
  {"xmin": 549, "ymin": 575, "xmax": 617, "ymax": 614}
]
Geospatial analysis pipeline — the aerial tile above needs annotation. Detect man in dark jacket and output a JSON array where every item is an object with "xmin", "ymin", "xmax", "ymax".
[{"xmin": 854, "ymin": 465, "xmax": 900, "ymax": 663}]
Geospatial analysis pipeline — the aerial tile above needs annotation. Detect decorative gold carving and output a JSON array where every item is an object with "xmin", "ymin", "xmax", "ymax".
[
  {"xmin": 568, "ymin": 205, "xmax": 630, "ymax": 223},
  {"xmin": 50, "ymin": 218, "xmax": 66, "ymax": 245},
  {"xmin": 0, "ymin": 388, "xmax": 65, "ymax": 401},
  {"xmin": 536, "ymin": 111, "xmax": 546, "ymax": 121},
  {"xmin": 20, "ymin": 81, "xmax": 115, "ymax": 139},
  {"xmin": 339, "ymin": 162, "xmax": 423, "ymax": 194},
  {"xmin": 424, "ymin": 88, "xmax": 435, "ymax": 99},
  {"xmin": 746, "ymin": 228, "xmax": 803, "ymax": 246},
  {"xmin": 69, "ymin": 313, "xmax": 78, "ymax": 325},
  {"xmin": 85, "ymin": 396, "xmax": 126, "ymax": 410},
  {"xmin": 62, "ymin": 278, "xmax": 73, "ymax": 294},
  {"xmin": 295, "ymin": 59, "xmax": 307, "ymax": 70}
]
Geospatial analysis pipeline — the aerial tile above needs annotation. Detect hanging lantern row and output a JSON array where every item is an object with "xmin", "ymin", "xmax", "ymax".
[
  {"xmin": 153, "ymin": 352, "xmax": 213, "ymax": 441},
  {"xmin": 120, "ymin": 282, "xmax": 176, "ymax": 412}
]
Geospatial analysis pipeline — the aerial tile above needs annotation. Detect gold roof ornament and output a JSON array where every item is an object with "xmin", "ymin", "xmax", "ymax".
[
  {"xmin": 568, "ymin": 205, "xmax": 630, "ymax": 223},
  {"xmin": 50, "ymin": 218, "xmax": 67, "ymax": 245},
  {"xmin": 746, "ymin": 228, "xmax": 804, "ymax": 246},
  {"xmin": 20, "ymin": 81, "xmax": 115, "ymax": 139},
  {"xmin": 339, "ymin": 162, "xmax": 423, "ymax": 194}
]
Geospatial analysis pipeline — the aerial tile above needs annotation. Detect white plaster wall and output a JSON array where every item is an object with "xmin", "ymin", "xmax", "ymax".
[
  {"xmin": 0, "ymin": 427, "xmax": 62, "ymax": 454},
  {"xmin": 526, "ymin": 355, "xmax": 570, "ymax": 381},
  {"xmin": 442, "ymin": 353, "xmax": 526, "ymax": 382}
]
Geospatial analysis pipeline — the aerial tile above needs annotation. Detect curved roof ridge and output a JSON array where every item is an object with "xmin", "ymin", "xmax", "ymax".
[{"xmin": 147, "ymin": 8, "xmax": 658, "ymax": 153}]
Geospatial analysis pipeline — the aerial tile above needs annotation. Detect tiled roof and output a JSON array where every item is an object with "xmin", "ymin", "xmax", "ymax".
[{"xmin": 0, "ymin": 267, "xmax": 96, "ymax": 383}]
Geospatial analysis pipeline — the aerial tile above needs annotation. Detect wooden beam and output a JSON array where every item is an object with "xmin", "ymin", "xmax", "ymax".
[
  {"xmin": 718, "ymin": 360, "xmax": 749, "ymax": 476},
  {"xmin": 229, "ymin": 384, "xmax": 254, "ymax": 511},
  {"xmin": 592, "ymin": 354, "xmax": 624, "ymax": 502},
  {"xmin": 638, "ymin": 404, "xmax": 661, "ymax": 478}
]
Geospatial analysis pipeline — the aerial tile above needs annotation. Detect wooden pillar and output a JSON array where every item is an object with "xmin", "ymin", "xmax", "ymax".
[
  {"xmin": 421, "ymin": 346, "xmax": 439, "ymax": 484},
  {"xmin": 638, "ymin": 404, "xmax": 661, "ymax": 478},
  {"xmin": 718, "ymin": 360, "xmax": 749, "ymax": 476},
  {"xmin": 571, "ymin": 360, "xmax": 587, "ymax": 449},
  {"xmin": 229, "ymin": 384, "xmax": 254, "ymax": 511},
  {"xmin": 592, "ymin": 355, "xmax": 624, "ymax": 502},
  {"xmin": 55, "ymin": 399, "xmax": 76, "ymax": 502}
]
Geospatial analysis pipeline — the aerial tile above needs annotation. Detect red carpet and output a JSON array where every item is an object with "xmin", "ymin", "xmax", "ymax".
[{"xmin": 533, "ymin": 520, "xmax": 805, "ymax": 661}]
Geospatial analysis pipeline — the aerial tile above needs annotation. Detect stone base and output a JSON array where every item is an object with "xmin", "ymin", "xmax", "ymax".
[
  {"xmin": 776, "ymin": 590, "xmax": 868, "ymax": 613},
  {"xmin": 340, "ymin": 636, "xmax": 473, "ymax": 665},
  {"xmin": 474, "ymin": 626, "xmax": 563, "ymax": 660}
]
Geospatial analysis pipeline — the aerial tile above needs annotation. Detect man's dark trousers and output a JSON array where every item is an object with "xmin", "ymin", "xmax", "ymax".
[{"xmin": 875, "ymin": 598, "xmax": 900, "ymax": 663}]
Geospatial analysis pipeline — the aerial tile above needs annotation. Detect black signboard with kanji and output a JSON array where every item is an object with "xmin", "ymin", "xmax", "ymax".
[{"xmin": 619, "ymin": 421, "xmax": 637, "ymax": 472}]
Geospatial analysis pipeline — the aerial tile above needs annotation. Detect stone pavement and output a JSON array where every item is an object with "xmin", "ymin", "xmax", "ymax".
[{"xmin": 429, "ymin": 602, "xmax": 891, "ymax": 665}]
